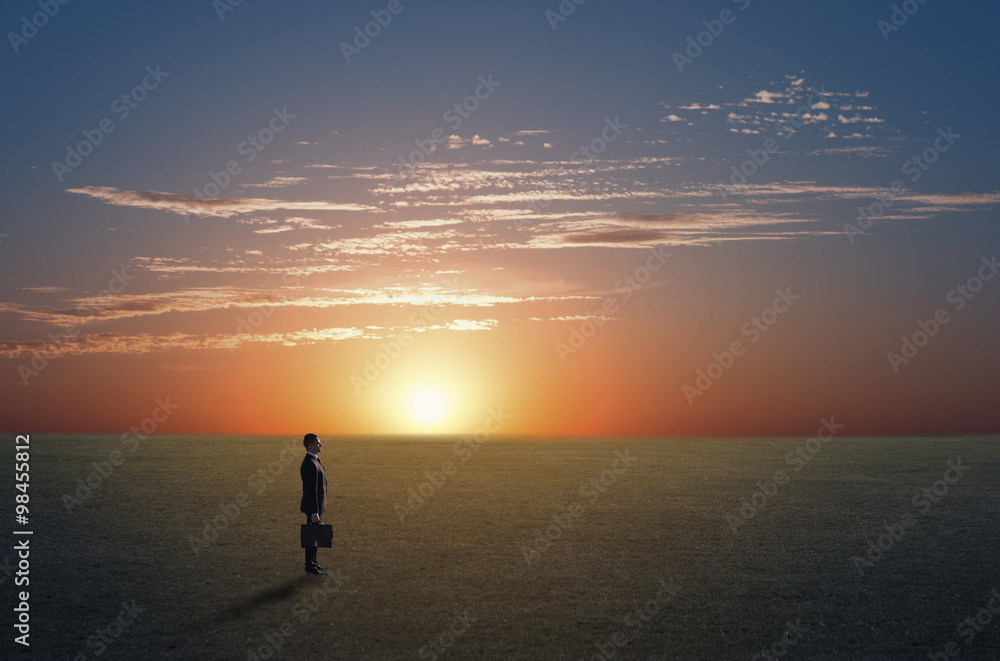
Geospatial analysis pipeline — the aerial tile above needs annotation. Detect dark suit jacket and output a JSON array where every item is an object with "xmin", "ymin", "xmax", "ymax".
[{"xmin": 300, "ymin": 453, "xmax": 327, "ymax": 516}]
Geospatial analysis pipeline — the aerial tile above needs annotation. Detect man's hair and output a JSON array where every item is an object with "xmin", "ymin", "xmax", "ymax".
[{"xmin": 303, "ymin": 433, "xmax": 319, "ymax": 449}]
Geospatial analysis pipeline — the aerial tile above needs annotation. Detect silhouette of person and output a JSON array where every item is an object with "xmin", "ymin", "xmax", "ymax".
[{"xmin": 300, "ymin": 433, "xmax": 327, "ymax": 575}]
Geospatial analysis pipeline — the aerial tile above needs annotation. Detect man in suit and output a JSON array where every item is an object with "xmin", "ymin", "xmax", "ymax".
[{"xmin": 300, "ymin": 433, "xmax": 328, "ymax": 575}]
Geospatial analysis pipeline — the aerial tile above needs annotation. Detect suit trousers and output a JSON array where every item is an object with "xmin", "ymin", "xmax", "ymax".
[{"xmin": 304, "ymin": 516, "xmax": 319, "ymax": 568}]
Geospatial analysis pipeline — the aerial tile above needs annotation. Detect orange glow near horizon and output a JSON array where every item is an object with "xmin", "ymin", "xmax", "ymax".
[{"xmin": 5, "ymin": 288, "xmax": 1000, "ymax": 438}]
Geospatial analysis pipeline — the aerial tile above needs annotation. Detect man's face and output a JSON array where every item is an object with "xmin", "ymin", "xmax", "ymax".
[{"xmin": 308, "ymin": 438, "xmax": 322, "ymax": 454}]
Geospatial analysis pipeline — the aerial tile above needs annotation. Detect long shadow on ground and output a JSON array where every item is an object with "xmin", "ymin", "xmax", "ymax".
[{"xmin": 198, "ymin": 576, "xmax": 311, "ymax": 629}]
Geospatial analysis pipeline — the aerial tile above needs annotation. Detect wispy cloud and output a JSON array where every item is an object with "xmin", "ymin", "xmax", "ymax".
[
  {"xmin": 242, "ymin": 175, "xmax": 309, "ymax": 188},
  {"xmin": 0, "ymin": 327, "xmax": 369, "ymax": 358},
  {"xmin": 66, "ymin": 186, "xmax": 376, "ymax": 218},
  {"xmin": 1, "ymin": 282, "xmax": 596, "ymax": 329},
  {"xmin": 20, "ymin": 286, "xmax": 76, "ymax": 293}
]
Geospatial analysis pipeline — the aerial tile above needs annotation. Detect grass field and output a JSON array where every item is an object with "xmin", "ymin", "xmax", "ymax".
[{"xmin": 4, "ymin": 434, "xmax": 1000, "ymax": 659}]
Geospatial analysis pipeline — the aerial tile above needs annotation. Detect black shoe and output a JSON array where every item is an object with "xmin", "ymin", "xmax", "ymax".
[
  {"xmin": 305, "ymin": 567, "xmax": 325, "ymax": 575},
  {"xmin": 312, "ymin": 564, "xmax": 326, "ymax": 571}
]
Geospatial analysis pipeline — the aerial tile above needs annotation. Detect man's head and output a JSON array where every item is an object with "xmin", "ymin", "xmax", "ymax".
[{"xmin": 303, "ymin": 433, "xmax": 322, "ymax": 454}]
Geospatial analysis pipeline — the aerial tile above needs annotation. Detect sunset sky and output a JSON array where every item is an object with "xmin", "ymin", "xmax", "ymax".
[{"xmin": 2, "ymin": 0, "xmax": 998, "ymax": 436}]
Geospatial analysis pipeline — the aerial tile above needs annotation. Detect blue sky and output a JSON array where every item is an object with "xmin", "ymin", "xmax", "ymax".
[{"xmin": 2, "ymin": 0, "xmax": 998, "ymax": 434}]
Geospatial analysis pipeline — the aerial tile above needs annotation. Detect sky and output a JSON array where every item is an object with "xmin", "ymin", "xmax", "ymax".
[{"xmin": 1, "ymin": 0, "xmax": 998, "ymax": 436}]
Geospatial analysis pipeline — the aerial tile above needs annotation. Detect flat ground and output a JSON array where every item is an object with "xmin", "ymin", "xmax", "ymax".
[{"xmin": 5, "ymin": 434, "xmax": 1000, "ymax": 659}]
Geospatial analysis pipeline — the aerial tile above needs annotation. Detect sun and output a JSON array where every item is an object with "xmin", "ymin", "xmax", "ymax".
[
  {"xmin": 360, "ymin": 345, "xmax": 489, "ymax": 434},
  {"xmin": 407, "ymin": 386, "xmax": 448, "ymax": 427}
]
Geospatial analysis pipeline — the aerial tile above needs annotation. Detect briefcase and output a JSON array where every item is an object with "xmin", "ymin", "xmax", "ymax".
[{"xmin": 300, "ymin": 524, "xmax": 333, "ymax": 548}]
